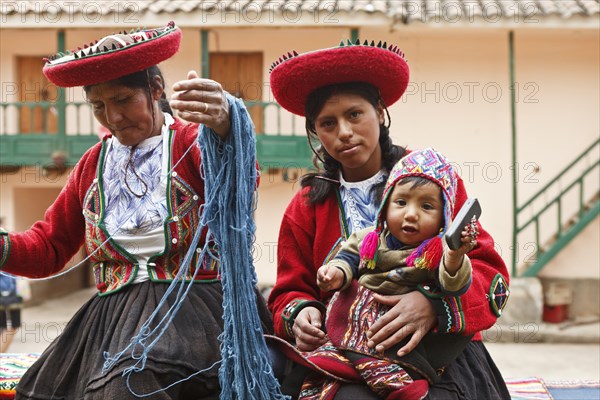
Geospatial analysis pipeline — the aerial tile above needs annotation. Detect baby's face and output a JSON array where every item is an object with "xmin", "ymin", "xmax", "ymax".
[{"xmin": 385, "ymin": 181, "xmax": 444, "ymax": 246}]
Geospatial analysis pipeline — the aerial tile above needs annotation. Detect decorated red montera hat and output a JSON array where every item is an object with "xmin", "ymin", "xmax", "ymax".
[
  {"xmin": 42, "ymin": 21, "xmax": 181, "ymax": 88},
  {"xmin": 269, "ymin": 39, "xmax": 410, "ymax": 116}
]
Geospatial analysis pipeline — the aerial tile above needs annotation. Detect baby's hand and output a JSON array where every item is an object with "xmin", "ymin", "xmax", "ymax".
[
  {"xmin": 444, "ymin": 223, "xmax": 479, "ymax": 275},
  {"xmin": 317, "ymin": 265, "xmax": 344, "ymax": 292}
]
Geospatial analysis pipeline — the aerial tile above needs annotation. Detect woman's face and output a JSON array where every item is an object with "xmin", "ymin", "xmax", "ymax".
[
  {"xmin": 86, "ymin": 80, "xmax": 163, "ymax": 147},
  {"xmin": 314, "ymin": 92, "xmax": 384, "ymax": 182}
]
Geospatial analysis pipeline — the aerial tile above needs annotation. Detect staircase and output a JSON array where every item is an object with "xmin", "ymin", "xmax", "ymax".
[
  {"xmin": 512, "ymin": 138, "xmax": 600, "ymax": 278},
  {"xmin": 510, "ymin": 138, "xmax": 599, "ymax": 324}
]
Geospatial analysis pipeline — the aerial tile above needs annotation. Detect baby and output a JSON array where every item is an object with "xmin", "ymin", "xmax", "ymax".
[{"xmin": 313, "ymin": 148, "xmax": 479, "ymax": 399}]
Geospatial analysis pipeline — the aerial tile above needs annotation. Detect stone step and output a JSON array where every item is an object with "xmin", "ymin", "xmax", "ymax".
[
  {"xmin": 540, "ymin": 276, "xmax": 600, "ymax": 320},
  {"xmin": 485, "ymin": 277, "xmax": 600, "ymax": 344}
]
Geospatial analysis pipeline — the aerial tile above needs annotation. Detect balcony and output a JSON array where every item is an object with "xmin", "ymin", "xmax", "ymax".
[{"xmin": 0, "ymin": 101, "xmax": 313, "ymax": 169}]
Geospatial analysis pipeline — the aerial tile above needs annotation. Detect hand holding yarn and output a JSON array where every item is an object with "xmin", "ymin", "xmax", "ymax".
[{"xmin": 170, "ymin": 70, "xmax": 231, "ymax": 139}]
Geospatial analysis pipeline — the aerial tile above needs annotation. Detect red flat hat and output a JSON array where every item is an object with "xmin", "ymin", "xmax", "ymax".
[
  {"xmin": 43, "ymin": 21, "xmax": 181, "ymax": 87},
  {"xmin": 269, "ymin": 40, "xmax": 410, "ymax": 116}
]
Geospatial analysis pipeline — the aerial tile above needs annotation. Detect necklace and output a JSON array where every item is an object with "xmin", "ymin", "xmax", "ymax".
[{"xmin": 124, "ymin": 146, "xmax": 149, "ymax": 198}]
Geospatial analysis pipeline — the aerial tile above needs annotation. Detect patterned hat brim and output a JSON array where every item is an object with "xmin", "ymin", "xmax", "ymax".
[
  {"xmin": 269, "ymin": 41, "xmax": 409, "ymax": 116},
  {"xmin": 43, "ymin": 22, "xmax": 181, "ymax": 87}
]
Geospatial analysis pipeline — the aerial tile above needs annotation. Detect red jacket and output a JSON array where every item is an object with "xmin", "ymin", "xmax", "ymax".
[
  {"xmin": 0, "ymin": 119, "xmax": 220, "ymax": 295},
  {"xmin": 268, "ymin": 177, "xmax": 509, "ymax": 341}
]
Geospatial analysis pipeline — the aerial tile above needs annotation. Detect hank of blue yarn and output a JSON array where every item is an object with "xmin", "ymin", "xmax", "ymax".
[
  {"xmin": 101, "ymin": 94, "xmax": 287, "ymax": 399},
  {"xmin": 199, "ymin": 94, "xmax": 288, "ymax": 400}
]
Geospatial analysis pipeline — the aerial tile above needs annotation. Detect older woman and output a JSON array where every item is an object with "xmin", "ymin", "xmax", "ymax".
[{"xmin": 0, "ymin": 22, "xmax": 272, "ymax": 400}]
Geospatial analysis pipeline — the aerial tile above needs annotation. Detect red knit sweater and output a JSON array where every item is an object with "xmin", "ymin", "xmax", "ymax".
[
  {"xmin": 0, "ymin": 119, "xmax": 219, "ymax": 295},
  {"xmin": 268, "ymin": 177, "xmax": 510, "ymax": 341}
]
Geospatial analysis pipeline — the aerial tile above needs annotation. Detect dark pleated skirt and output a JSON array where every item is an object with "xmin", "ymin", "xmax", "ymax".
[
  {"xmin": 329, "ymin": 341, "xmax": 510, "ymax": 400},
  {"xmin": 16, "ymin": 281, "xmax": 273, "ymax": 400},
  {"xmin": 423, "ymin": 341, "xmax": 511, "ymax": 400}
]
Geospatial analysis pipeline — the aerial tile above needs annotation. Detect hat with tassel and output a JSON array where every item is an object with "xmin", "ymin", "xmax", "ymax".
[
  {"xmin": 269, "ymin": 39, "xmax": 409, "ymax": 116},
  {"xmin": 42, "ymin": 21, "xmax": 181, "ymax": 87},
  {"xmin": 359, "ymin": 148, "xmax": 458, "ymax": 270}
]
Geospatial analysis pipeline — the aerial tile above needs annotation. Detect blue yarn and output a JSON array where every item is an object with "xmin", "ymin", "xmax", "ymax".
[
  {"xmin": 199, "ymin": 94, "xmax": 287, "ymax": 400},
  {"xmin": 101, "ymin": 226, "xmax": 208, "ymax": 374},
  {"xmin": 101, "ymin": 94, "xmax": 286, "ymax": 398}
]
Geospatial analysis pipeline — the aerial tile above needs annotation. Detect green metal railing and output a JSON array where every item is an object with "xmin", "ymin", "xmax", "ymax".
[
  {"xmin": 246, "ymin": 100, "xmax": 313, "ymax": 169},
  {"xmin": 513, "ymin": 138, "xmax": 600, "ymax": 276},
  {"xmin": 0, "ymin": 100, "xmax": 313, "ymax": 168},
  {"xmin": 0, "ymin": 101, "xmax": 97, "ymax": 166}
]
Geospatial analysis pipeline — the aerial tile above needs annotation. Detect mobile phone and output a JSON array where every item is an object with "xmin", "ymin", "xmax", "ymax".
[{"xmin": 445, "ymin": 198, "xmax": 482, "ymax": 250}]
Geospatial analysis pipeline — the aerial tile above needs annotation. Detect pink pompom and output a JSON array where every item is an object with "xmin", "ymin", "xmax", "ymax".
[
  {"xmin": 360, "ymin": 230, "xmax": 379, "ymax": 260},
  {"xmin": 359, "ymin": 230, "xmax": 380, "ymax": 269}
]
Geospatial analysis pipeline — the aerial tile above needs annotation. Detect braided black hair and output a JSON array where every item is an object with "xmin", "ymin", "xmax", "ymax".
[{"xmin": 301, "ymin": 82, "xmax": 406, "ymax": 205}]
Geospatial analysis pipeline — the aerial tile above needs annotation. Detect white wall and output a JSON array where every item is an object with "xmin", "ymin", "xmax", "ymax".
[
  {"xmin": 254, "ymin": 27, "xmax": 600, "ymax": 283},
  {"xmin": 0, "ymin": 168, "xmax": 70, "ymax": 232},
  {"xmin": 512, "ymin": 30, "xmax": 600, "ymax": 271},
  {"xmin": 540, "ymin": 216, "xmax": 600, "ymax": 279},
  {"xmin": 1, "ymin": 26, "xmax": 598, "ymax": 285}
]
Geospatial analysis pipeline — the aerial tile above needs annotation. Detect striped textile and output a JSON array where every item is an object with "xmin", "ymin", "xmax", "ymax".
[
  {"xmin": 506, "ymin": 377, "xmax": 600, "ymax": 400},
  {"xmin": 0, "ymin": 354, "xmax": 39, "ymax": 399},
  {"xmin": 505, "ymin": 378, "xmax": 553, "ymax": 399}
]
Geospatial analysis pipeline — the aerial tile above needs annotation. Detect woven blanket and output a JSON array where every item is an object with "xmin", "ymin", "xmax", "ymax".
[
  {"xmin": 506, "ymin": 377, "xmax": 600, "ymax": 400},
  {"xmin": 0, "ymin": 354, "xmax": 39, "ymax": 400}
]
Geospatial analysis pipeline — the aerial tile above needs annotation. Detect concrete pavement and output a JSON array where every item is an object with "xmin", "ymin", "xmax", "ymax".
[{"xmin": 3, "ymin": 287, "xmax": 600, "ymax": 382}]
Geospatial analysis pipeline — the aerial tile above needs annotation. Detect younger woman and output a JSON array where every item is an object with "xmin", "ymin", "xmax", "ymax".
[{"xmin": 267, "ymin": 41, "xmax": 510, "ymax": 399}]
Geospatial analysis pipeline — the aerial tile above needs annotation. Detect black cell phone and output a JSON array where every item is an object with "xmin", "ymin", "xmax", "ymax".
[{"xmin": 445, "ymin": 198, "xmax": 482, "ymax": 250}]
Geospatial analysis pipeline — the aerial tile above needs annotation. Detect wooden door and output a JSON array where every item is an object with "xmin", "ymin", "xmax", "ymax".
[
  {"xmin": 17, "ymin": 56, "xmax": 58, "ymax": 134},
  {"xmin": 209, "ymin": 52, "xmax": 263, "ymax": 133}
]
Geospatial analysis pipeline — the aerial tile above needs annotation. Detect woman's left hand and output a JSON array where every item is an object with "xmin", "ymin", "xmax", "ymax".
[
  {"xmin": 170, "ymin": 70, "xmax": 231, "ymax": 139},
  {"xmin": 366, "ymin": 291, "xmax": 436, "ymax": 357}
]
